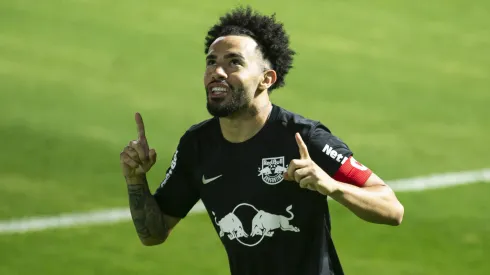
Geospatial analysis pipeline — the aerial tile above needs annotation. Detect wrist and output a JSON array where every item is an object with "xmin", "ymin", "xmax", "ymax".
[
  {"xmin": 327, "ymin": 180, "xmax": 344, "ymax": 198},
  {"xmin": 125, "ymin": 174, "xmax": 147, "ymax": 185},
  {"xmin": 318, "ymin": 177, "xmax": 343, "ymax": 197}
]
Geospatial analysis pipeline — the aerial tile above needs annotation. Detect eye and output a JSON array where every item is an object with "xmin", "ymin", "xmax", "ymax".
[
  {"xmin": 206, "ymin": 60, "xmax": 216, "ymax": 66},
  {"xmin": 230, "ymin": 59, "xmax": 242, "ymax": 66}
]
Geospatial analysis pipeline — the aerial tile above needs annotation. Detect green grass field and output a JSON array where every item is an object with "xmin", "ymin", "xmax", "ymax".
[{"xmin": 1, "ymin": 0, "xmax": 489, "ymax": 274}]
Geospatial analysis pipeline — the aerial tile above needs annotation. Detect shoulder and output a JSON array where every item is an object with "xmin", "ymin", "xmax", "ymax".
[
  {"xmin": 272, "ymin": 105, "xmax": 334, "ymax": 141},
  {"xmin": 187, "ymin": 116, "xmax": 217, "ymax": 132},
  {"xmin": 169, "ymin": 117, "xmax": 218, "ymax": 161},
  {"xmin": 179, "ymin": 117, "xmax": 218, "ymax": 142},
  {"xmin": 272, "ymin": 105, "xmax": 350, "ymax": 153}
]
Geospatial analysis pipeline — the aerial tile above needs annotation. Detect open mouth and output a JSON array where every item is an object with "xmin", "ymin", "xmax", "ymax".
[{"xmin": 208, "ymin": 84, "xmax": 230, "ymax": 99}]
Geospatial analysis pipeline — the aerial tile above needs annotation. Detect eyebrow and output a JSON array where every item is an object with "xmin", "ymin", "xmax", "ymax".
[{"xmin": 206, "ymin": 53, "xmax": 246, "ymax": 61}]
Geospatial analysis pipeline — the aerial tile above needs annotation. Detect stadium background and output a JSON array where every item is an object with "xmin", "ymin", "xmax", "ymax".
[{"xmin": 0, "ymin": 0, "xmax": 489, "ymax": 274}]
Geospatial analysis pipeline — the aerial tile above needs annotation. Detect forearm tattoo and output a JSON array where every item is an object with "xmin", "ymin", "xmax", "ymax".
[{"xmin": 127, "ymin": 178, "xmax": 168, "ymax": 243}]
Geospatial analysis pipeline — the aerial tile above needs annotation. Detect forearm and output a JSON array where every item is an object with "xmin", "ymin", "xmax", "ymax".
[
  {"xmin": 329, "ymin": 181, "xmax": 404, "ymax": 226},
  {"xmin": 126, "ymin": 175, "xmax": 169, "ymax": 245}
]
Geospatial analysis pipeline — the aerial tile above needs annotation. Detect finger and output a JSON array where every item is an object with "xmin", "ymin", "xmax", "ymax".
[
  {"xmin": 120, "ymin": 152, "xmax": 140, "ymax": 169},
  {"xmin": 286, "ymin": 160, "xmax": 297, "ymax": 181},
  {"xmin": 299, "ymin": 176, "xmax": 314, "ymax": 189},
  {"xmin": 284, "ymin": 159, "xmax": 308, "ymax": 180},
  {"xmin": 134, "ymin": 113, "xmax": 150, "ymax": 161},
  {"xmin": 124, "ymin": 146, "xmax": 140, "ymax": 161},
  {"xmin": 295, "ymin": 133, "xmax": 310, "ymax": 159},
  {"xmin": 294, "ymin": 167, "xmax": 310, "ymax": 183},
  {"xmin": 305, "ymin": 184, "xmax": 316, "ymax": 191},
  {"xmin": 285, "ymin": 159, "xmax": 309, "ymax": 180},
  {"xmin": 129, "ymin": 140, "xmax": 147, "ymax": 162},
  {"xmin": 299, "ymin": 180, "xmax": 309, "ymax": 189},
  {"xmin": 149, "ymin": 149, "xmax": 157, "ymax": 165},
  {"xmin": 135, "ymin": 112, "xmax": 146, "ymax": 141}
]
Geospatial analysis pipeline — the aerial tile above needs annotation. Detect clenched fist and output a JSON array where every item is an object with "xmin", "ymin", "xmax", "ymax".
[{"xmin": 120, "ymin": 112, "xmax": 157, "ymax": 179}]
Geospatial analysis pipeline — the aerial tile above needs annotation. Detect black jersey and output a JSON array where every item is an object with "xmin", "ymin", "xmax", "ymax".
[{"xmin": 154, "ymin": 104, "xmax": 358, "ymax": 275}]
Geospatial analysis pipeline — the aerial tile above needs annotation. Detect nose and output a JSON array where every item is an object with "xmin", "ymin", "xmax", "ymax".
[{"xmin": 211, "ymin": 66, "xmax": 227, "ymax": 81}]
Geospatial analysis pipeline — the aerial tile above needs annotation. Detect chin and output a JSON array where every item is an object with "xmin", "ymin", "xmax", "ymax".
[
  {"xmin": 207, "ymin": 107, "xmax": 230, "ymax": 117},
  {"xmin": 206, "ymin": 101, "xmax": 241, "ymax": 117}
]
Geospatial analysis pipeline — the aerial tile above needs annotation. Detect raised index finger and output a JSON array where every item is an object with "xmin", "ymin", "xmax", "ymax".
[
  {"xmin": 295, "ymin": 132, "xmax": 310, "ymax": 159},
  {"xmin": 135, "ymin": 112, "xmax": 146, "ymax": 141}
]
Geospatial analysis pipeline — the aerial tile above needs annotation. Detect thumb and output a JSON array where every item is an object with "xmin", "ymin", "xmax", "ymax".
[
  {"xmin": 149, "ymin": 149, "xmax": 157, "ymax": 165},
  {"xmin": 295, "ymin": 133, "xmax": 310, "ymax": 159}
]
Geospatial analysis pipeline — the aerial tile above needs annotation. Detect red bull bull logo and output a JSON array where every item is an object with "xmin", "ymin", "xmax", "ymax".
[
  {"xmin": 258, "ymin": 156, "xmax": 288, "ymax": 185},
  {"xmin": 250, "ymin": 205, "xmax": 299, "ymax": 237},
  {"xmin": 211, "ymin": 203, "xmax": 300, "ymax": 247}
]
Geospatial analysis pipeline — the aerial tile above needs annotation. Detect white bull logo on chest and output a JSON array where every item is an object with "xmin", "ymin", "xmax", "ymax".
[
  {"xmin": 211, "ymin": 203, "xmax": 300, "ymax": 247},
  {"xmin": 250, "ymin": 205, "xmax": 300, "ymax": 237},
  {"xmin": 212, "ymin": 212, "xmax": 249, "ymax": 240}
]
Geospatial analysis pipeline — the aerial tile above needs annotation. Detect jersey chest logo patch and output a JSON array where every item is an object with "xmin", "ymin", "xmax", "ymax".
[{"xmin": 257, "ymin": 156, "xmax": 288, "ymax": 185}]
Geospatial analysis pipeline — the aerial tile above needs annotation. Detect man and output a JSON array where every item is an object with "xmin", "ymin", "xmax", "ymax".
[{"xmin": 120, "ymin": 6, "xmax": 404, "ymax": 275}]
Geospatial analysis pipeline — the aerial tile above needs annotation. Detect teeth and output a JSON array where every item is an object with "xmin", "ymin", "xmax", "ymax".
[{"xmin": 211, "ymin": 87, "xmax": 227, "ymax": 92}]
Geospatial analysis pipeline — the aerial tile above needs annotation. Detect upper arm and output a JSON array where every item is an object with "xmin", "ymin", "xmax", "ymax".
[
  {"xmin": 307, "ymin": 124, "xmax": 373, "ymax": 187},
  {"xmin": 153, "ymin": 131, "xmax": 200, "ymax": 221}
]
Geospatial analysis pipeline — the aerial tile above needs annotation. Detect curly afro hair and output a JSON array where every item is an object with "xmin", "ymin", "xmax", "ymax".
[{"xmin": 204, "ymin": 6, "xmax": 295, "ymax": 93}]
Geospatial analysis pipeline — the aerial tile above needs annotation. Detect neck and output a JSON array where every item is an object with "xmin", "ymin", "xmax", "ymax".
[{"xmin": 219, "ymin": 96, "xmax": 272, "ymax": 143}]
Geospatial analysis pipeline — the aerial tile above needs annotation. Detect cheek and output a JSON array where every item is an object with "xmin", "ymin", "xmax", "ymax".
[
  {"xmin": 230, "ymin": 71, "xmax": 256, "ymax": 87},
  {"xmin": 203, "ymin": 69, "xmax": 212, "ymax": 80}
]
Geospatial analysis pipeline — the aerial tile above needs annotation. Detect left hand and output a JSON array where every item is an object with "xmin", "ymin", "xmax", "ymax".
[{"xmin": 283, "ymin": 133, "xmax": 339, "ymax": 195}]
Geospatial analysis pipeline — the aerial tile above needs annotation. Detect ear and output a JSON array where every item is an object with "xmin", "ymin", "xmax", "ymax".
[{"xmin": 258, "ymin": 70, "xmax": 277, "ymax": 91}]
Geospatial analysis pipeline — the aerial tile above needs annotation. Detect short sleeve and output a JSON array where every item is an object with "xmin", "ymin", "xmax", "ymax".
[
  {"xmin": 307, "ymin": 124, "xmax": 353, "ymax": 177},
  {"xmin": 153, "ymin": 131, "xmax": 200, "ymax": 218},
  {"xmin": 307, "ymin": 123, "xmax": 372, "ymax": 186}
]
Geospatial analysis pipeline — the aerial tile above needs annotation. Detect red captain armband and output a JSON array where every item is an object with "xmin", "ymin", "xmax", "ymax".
[{"xmin": 333, "ymin": 156, "xmax": 373, "ymax": 187}]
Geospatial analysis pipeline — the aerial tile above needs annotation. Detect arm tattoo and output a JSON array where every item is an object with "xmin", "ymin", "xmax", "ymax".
[{"xmin": 127, "ymin": 176, "xmax": 168, "ymax": 244}]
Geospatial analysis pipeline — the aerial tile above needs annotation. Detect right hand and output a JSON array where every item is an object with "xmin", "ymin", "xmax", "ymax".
[{"xmin": 120, "ymin": 112, "xmax": 157, "ymax": 178}]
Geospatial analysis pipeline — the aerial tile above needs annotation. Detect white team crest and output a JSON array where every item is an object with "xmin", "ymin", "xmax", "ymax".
[{"xmin": 257, "ymin": 156, "xmax": 288, "ymax": 185}]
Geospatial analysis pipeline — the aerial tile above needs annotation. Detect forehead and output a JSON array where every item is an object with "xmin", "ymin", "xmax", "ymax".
[{"xmin": 208, "ymin": 35, "xmax": 259, "ymax": 58}]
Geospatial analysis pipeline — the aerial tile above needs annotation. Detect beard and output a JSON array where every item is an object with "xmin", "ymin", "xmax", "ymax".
[{"xmin": 206, "ymin": 85, "xmax": 250, "ymax": 117}]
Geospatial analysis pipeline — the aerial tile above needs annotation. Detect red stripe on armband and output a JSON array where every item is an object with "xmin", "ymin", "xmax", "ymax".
[{"xmin": 333, "ymin": 156, "xmax": 372, "ymax": 186}]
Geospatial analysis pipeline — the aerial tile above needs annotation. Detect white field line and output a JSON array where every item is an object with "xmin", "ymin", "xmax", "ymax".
[{"xmin": 1, "ymin": 169, "xmax": 489, "ymax": 235}]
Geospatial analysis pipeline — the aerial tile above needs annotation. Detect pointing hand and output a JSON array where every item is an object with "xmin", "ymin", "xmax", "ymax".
[
  {"xmin": 120, "ymin": 113, "xmax": 157, "ymax": 178},
  {"xmin": 284, "ymin": 133, "xmax": 338, "ymax": 195}
]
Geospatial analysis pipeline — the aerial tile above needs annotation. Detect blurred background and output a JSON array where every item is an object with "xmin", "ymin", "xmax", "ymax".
[{"xmin": 0, "ymin": 0, "xmax": 489, "ymax": 274}]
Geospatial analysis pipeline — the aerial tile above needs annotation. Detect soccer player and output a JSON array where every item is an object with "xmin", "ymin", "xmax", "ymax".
[{"xmin": 120, "ymin": 6, "xmax": 404, "ymax": 275}]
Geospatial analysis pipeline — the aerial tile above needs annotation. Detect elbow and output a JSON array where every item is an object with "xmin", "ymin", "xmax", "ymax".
[
  {"xmin": 389, "ymin": 202, "xmax": 404, "ymax": 226},
  {"xmin": 139, "ymin": 232, "xmax": 169, "ymax": 246},
  {"xmin": 140, "ymin": 237, "xmax": 166, "ymax": 246}
]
